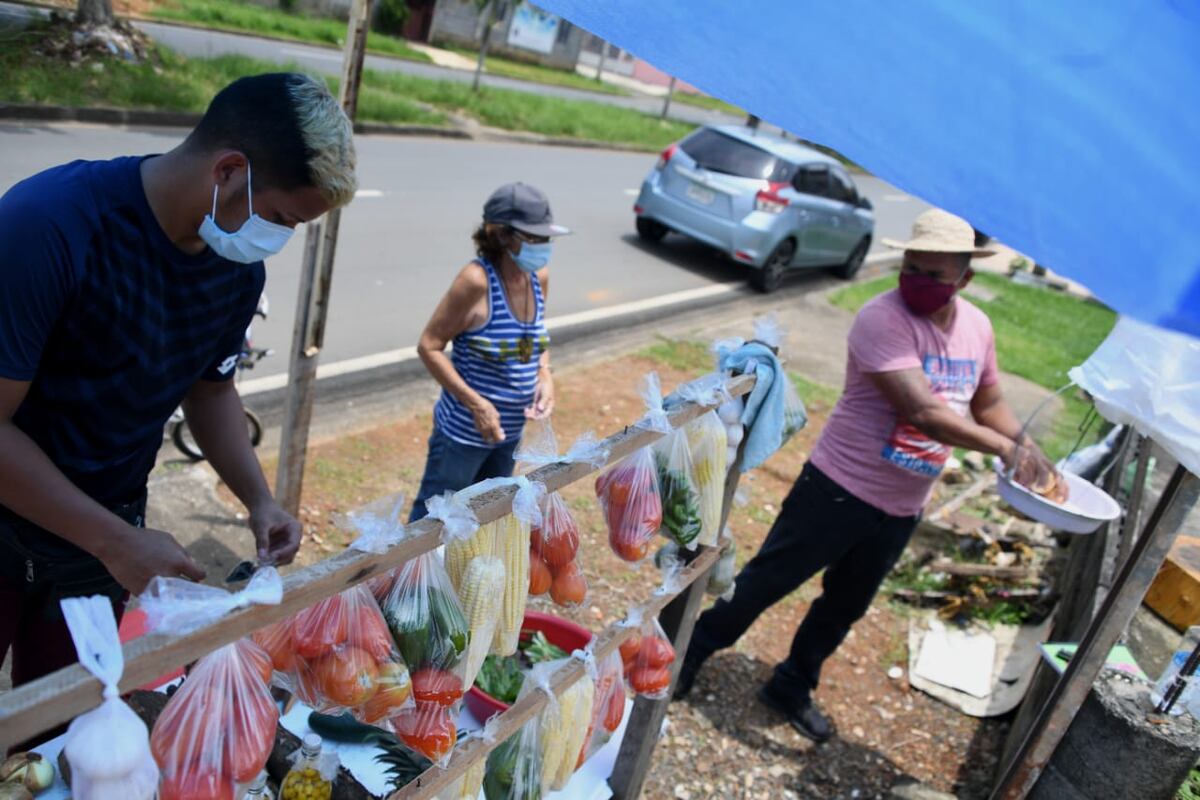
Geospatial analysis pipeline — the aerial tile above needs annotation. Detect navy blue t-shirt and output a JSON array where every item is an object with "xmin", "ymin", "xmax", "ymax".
[{"xmin": 0, "ymin": 156, "xmax": 265, "ymax": 506}]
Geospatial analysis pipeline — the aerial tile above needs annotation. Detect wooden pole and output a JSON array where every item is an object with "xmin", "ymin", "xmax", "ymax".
[
  {"xmin": 275, "ymin": 0, "xmax": 373, "ymax": 515},
  {"xmin": 594, "ymin": 38, "xmax": 608, "ymax": 81},
  {"xmin": 660, "ymin": 76, "xmax": 677, "ymax": 120},
  {"xmin": 991, "ymin": 465, "xmax": 1199, "ymax": 799}
]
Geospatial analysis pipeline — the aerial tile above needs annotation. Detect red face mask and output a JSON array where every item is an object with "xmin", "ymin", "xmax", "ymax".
[{"xmin": 899, "ymin": 271, "xmax": 960, "ymax": 316}]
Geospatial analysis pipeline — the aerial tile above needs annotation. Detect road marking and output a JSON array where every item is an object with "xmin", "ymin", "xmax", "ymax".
[
  {"xmin": 238, "ymin": 253, "xmax": 900, "ymax": 397},
  {"xmin": 882, "ymin": 193, "xmax": 912, "ymax": 202},
  {"xmin": 281, "ymin": 46, "xmax": 341, "ymax": 62},
  {"xmin": 355, "ymin": 189, "xmax": 384, "ymax": 198},
  {"xmin": 623, "ymin": 188, "xmax": 639, "ymax": 196},
  {"xmin": 238, "ymin": 282, "xmax": 738, "ymax": 396}
]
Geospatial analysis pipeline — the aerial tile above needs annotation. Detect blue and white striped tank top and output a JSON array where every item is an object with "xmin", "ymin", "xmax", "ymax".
[{"xmin": 434, "ymin": 258, "xmax": 549, "ymax": 447}]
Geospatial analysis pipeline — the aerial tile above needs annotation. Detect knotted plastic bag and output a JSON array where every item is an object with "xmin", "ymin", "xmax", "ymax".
[
  {"xmin": 596, "ymin": 444, "xmax": 662, "ymax": 563},
  {"xmin": 150, "ymin": 639, "xmax": 279, "ymax": 800},
  {"xmin": 753, "ymin": 315, "xmax": 807, "ymax": 441},
  {"xmin": 446, "ymin": 476, "xmax": 545, "ymax": 657},
  {"xmin": 61, "ymin": 595, "xmax": 159, "ymax": 800},
  {"xmin": 531, "ymin": 489, "xmax": 588, "ymax": 608},
  {"xmin": 376, "ymin": 551, "xmax": 470, "ymax": 765},
  {"xmin": 482, "ymin": 714, "xmax": 543, "ymax": 800},
  {"xmin": 577, "ymin": 648, "xmax": 626, "ymax": 768},
  {"xmin": 684, "ymin": 410, "xmax": 729, "ymax": 547},
  {"xmin": 338, "ymin": 493, "xmax": 408, "ymax": 555},
  {"xmin": 618, "ymin": 609, "xmax": 676, "ymax": 699},
  {"xmin": 283, "ymin": 584, "xmax": 414, "ymax": 725},
  {"xmin": 139, "ymin": 566, "xmax": 283, "ymax": 635},
  {"xmin": 523, "ymin": 659, "xmax": 594, "ymax": 792},
  {"xmin": 436, "ymin": 719, "xmax": 499, "ymax": 800},
  {"xmin": 654, "ymin": 425, "xmax": 704, "ymax": 550}
]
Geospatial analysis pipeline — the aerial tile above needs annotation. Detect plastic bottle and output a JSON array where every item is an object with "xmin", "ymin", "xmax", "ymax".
[
  {"xmin": 1151, "ymin": 626, "xmax": 1200, "ymax": 716},
  {"xmin": 244, "ymin": 771, "xmax": 275, "ymax": 800},
  {"xmin": 280, "ymin": 733, "xmax": 334, "ymax": 800}
]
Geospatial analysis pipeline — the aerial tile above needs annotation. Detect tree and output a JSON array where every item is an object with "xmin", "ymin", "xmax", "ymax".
[
  {"xmin": 76, "ymin": 0, "xmax": 114, "ymax": 27},
  {"xmin": 471, "ymin": 0, "xmax": 513, "ymax": 92}
]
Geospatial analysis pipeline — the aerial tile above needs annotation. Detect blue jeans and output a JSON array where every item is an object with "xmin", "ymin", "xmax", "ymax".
[{"xmin": 409, "ymin": 425, "xmax": 520, "ymax": 522}]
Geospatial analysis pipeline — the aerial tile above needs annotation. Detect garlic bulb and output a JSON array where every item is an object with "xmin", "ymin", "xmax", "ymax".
[{"xmin": 0, "ymin": 752, "xmax": 53, "ymax": 794}]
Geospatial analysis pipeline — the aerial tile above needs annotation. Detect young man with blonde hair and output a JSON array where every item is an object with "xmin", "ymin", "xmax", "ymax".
[{"xmin": 0, "ymin": 72, "xmax": 356, "ymax": 687}]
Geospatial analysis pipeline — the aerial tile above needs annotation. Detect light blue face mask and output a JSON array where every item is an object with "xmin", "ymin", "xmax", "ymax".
[{"xmin": 513, "ymin": 240, "xmax": 552, "ymax": 273}]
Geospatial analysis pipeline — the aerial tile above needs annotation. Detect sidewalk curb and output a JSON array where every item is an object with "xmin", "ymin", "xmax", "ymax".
[{"xmin": 0, "ymin": 103, "xmax": 663, "ymax": 152}]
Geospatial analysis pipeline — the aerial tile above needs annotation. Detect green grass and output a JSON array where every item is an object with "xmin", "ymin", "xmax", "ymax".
[
  {"xmin": 362, "ymin": 68, "xmax": 693, "ymax": 149},
  {"xmin": 638, "ymin": 337, "xmax": 713, "ymax": 373},
  {"xmin": 672, "ymin": 92, "xmax": 743, "ymax": 115},
  {"xmin": 442, "ymin": 45, "xmax": 629, "ymax": 97},
  {"xmin": 1177, "ymin": 765, "xmax": 1200, "ymax": 800},
  {"xmin": 148, "ymin": 0, "xmax": 432, "ymax": 62},
  {"xmin": 828, "ymin": 272, "xmax": 1117, "ymax": 459},
  {"xmin": 0, "ymin": 26, "xmax": 698, "ymax": 148},
  {"xmin": 791, "ymin": 373, "xmax": 841, "ymax": 414}
]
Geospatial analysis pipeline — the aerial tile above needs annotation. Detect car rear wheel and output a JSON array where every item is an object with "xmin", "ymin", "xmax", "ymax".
[
  {"xmin": 750, "ymin": 238, "xmax": 796, "ymax": 293},
  {"xmin": 835, "ymin": 236, "xmax": 870, "ymax": 280},
  {"xmin": 636, "ymin": 216, "xmax": 668, "ymax": 243}
]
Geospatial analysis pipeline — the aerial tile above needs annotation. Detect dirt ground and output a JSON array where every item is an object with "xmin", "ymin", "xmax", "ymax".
[{"xmin": 212, "ymin": 342, "xmax": 1005, "ymax": 800}]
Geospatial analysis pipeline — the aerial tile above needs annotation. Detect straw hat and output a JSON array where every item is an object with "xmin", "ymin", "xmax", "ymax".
[{"xmin": 882, "ymin": 209, "xmax": 995, "ymax": 257}]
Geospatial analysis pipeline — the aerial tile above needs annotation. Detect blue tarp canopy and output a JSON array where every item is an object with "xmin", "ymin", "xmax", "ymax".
[{"xmin": 538, "ymin": 1, "xmax": 1200, "ymax": 336}]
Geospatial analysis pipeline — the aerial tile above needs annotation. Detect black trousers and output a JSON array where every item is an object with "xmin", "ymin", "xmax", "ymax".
[{"xmin": 690, "ymin": 462, "xmax": 918, "ymax": 703}]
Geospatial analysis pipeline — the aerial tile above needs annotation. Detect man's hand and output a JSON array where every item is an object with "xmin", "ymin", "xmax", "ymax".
[
  {"xmin": 526, "ymin": 371, "xmax": 555, "ymax": 420},
  {"xmin": 249, "ymin": 500, "xmax": 302, "ymax": 566},
  {"xmin": 1007, "ymin": 439, "xmax": 1067, "ymax": 501},
  {"xmin": 470, "ymin": 397, "xmax": 506, "ymax": 444},
  {"xmin": 97, "ymin": 525, "xmax": 206, "ymax": 594}
]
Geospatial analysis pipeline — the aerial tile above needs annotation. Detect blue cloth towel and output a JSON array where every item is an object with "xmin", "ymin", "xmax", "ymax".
[{"xmin": 720, "ymin": 342, "xmax": 803, "ymax": 472}]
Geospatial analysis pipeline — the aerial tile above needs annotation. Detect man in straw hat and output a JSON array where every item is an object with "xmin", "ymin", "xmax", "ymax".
[{"xmin": 675, "ymin": 208, "xmax": 1060, "ymax": 742}]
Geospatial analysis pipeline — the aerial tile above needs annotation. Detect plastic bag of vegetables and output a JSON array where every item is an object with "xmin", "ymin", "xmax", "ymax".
[
  {"xmin": 619, "ymin": 611, "xmax": 677, "ymax": 699},
  {"xmin": 281, "ymin": 584, "xmax": 414, "ymax": 726},
  {"xmin": 596, "ymin": 445, "xmax": 662, "ymax": 563},
  {"xmin": 60, "ymin": 595, "xmax": 159, "ymax": 800},
  {"xmin": 437, "ymin": 720, "xmax": 498, "ymax": 800},
  {"xmin": 150, "ymin": 638, "xmax": 279, "ymax": 800},
  {"xmin": 576, "ymin": 649, "xmax": 626, "ymax": 768},
  {"xmin": 444, "ymin": 476, "xmax": 544, "ymax": 658},
  {"xmin": 684, "ymin": 410, "xmax": 728, "ymax": 547},
  {"xmin": 653, "ymin": 425, "xmax": 704, "ymax": 550},
  {"xmin": 530, "ymin": 490, "xmax": 588, "ymax": 608},
  {"xmin": 524, "ymin": 660, "xmax": 594, "ymax": 793},
  {"xmin": 375, "ymin": 551, "xmax": 470, "ymax": 765},
  {"xmin": 483, "ymin": 716, "xmax": 543, "ymax": 800}
]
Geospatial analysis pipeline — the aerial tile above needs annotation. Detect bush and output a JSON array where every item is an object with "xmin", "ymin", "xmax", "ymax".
[{"xmin": 374, "ymin": 0, "xmax": 409, "ymax": 36}]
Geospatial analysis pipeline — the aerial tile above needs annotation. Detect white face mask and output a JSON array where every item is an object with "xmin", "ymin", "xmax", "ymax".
[{"xmin": 198, "ymin": 163, "xmax": 294, "ymax": 263}]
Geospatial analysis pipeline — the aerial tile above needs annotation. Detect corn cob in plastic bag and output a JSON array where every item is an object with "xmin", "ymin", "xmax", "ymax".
[
  {"xmin": 524, "ymin": 659, "xmax": 594, "ymax": 792},
  {"xmin": 437, "ymin": 717, "xmax": 500, "ymax": 800},
  {"xmin": 685, "ymin": 410, "xmax": 728, "ymax": 547}
]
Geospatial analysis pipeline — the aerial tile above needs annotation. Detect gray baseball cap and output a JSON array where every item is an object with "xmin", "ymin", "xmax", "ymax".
[{"xmin": 483, "ymin": 182, "xmax": 571, "ymax": 238}]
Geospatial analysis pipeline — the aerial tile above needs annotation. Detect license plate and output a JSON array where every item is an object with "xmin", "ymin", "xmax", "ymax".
[{"xmin": 686, "ymin": 183, "xmax": 715, "ymax": 205}]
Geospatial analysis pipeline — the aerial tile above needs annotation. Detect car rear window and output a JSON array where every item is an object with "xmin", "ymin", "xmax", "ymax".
[{"xmin": 679, "ymin": 129, "xmax": 793, "ymax": 182}]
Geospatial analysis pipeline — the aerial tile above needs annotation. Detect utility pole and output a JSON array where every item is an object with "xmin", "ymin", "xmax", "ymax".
[
  {"xmin": 594, "ymin": 38, "xmax": 608, "ymax": 82},
  {"xmin": 275, "ymin": 0, "xmax": 372, "ymax": 516},
  {"xmin": 660, "ymin": 76, "xmax": 677, "ymax": 120}
]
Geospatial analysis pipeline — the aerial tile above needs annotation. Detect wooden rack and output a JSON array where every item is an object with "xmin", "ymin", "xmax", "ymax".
[{"xmin": 0, "ymin": 372, "xmax": 758, "ymax": 800}]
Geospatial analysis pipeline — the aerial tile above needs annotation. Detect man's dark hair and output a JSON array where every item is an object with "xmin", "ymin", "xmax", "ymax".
[{"xmin": 185, "ymin": 73, "xmax": 314, "ymax": 191}]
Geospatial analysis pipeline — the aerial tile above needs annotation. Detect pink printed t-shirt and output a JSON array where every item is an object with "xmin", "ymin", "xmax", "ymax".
[{"xmin": 809, "ymin": 288, "xmax": 999, "ymax": 517}]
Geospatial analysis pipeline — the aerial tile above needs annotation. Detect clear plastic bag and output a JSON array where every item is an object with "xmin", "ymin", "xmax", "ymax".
[
  {"xmin": 707, "ymin": 537, "xmax": 738, "ymax": 600},
  {"xmin": 446, "ymin": 476, "xmax": 544, "ymax": 657},
  {"xmin": 61, "ymin": 595, "xmax": 159, "ymax": 800},
  {"xmin": 139, "ymin": 567, "xmax": 283, "ymax": 635},
  {"xmin": 619, "ymin": 612, "xmax": 676, "ymax": 699},
  {"xmin": 577, "ymin": 649, "xmax": 626, "ymax": 768},
  {"xmin": 654, "ymin": 426, "xmax": 704, "ymax": 549},
  {"xmin": 437, "ymin": 720, "xmax": 498, "ymax": 800},
  {"xmin": 752, "ymin": 315, "xmax": 807, "ymax": 442},
  {"xmin": 531, "ymin": 490, "xmax": 588, "ymax": 608},
  {"xmin": 685, "ymin": 411, "xmax": 729, "ymax": 547},
  {"xmin": 150, "ymin": 639, "xmax": 279, "ymax": 800},
  {"xmin": 523, "ymin": 660, "xmax": 594, "ymax": 793},
  {"xmin": 483, "ymin": 715, "xmax": 543, "ymax": 800},
  {"xmin": 596, "ymin": 446, "xmax": 662, "ymax": 563},
  {"xmin": 283, "ymin": 584, "xmax": 414, "ymax": 725},
  {"xmin": 339, "ymin": 493, "xmax": 408, "ymax": 554},
  {"xmin": 375, "ymin": 552, "xmax": 470, "ymax": 765}
]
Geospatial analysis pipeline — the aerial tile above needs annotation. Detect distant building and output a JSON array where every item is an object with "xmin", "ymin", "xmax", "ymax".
[
  {"xmin": 578, "ymin": 33, "xmax": 702, "ymax": 94},
  {"xmin": 427, "ymin": 0, "xmax": 585, "ymax": 70}
]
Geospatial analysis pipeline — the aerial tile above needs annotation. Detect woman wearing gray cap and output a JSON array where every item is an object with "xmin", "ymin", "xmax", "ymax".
[{"xmin": 409, "ymin": 182, "xmax": 570, "ymax": 521}]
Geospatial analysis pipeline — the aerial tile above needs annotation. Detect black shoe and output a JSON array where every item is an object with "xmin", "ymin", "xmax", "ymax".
[
  {"xmin": 672, "ymin": 654, "xmax": 706, "ymax": 701},
  {"xmin": 757, "ymin": 683, "xmax": 833, "ymax": 743}
]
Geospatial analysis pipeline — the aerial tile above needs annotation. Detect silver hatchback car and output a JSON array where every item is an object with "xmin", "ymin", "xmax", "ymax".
[{"xmin": 634, "ymin": 125, "xmax": 874, "ymax": 292}]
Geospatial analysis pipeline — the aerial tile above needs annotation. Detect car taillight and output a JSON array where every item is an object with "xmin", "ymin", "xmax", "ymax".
[
  {"xmin": 755, "ymin": 182, "xmax": 789, "ymax": 214},
  {"xmin": 655, "ymin": 143, "xmax": 678, "ymax": 171}
]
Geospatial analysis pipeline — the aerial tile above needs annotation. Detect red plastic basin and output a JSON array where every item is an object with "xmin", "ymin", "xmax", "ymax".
[{"xmin": 465, "ymin": 610, "xmax": 594, "ymax": 722}]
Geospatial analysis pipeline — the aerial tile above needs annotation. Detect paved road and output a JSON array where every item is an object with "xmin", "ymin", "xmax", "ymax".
[
  {"xmin": 0, "ymin": 123, "xmax": 928, "ymax": 380},
  {"xmin": 0, "ymin": 1, "xmax": 734, "ymax": 127}
]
